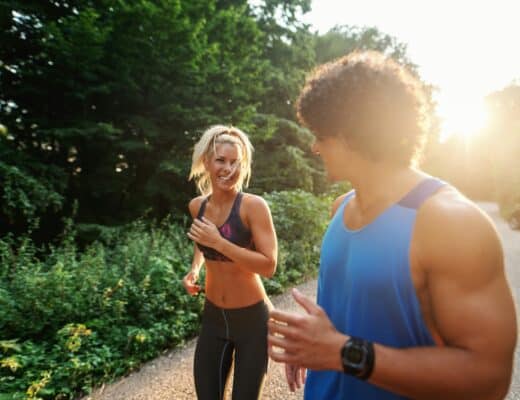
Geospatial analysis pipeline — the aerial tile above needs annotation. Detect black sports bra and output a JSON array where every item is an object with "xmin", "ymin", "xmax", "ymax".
[{"xmin": 196, "ymin": 192, "xmax": 254, "ymax": 262}]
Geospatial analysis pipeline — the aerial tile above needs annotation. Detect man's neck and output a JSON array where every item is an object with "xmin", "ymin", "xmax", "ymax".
[{"xmin": 348, "ymin": 163, "xmax": 426, "ymax": 214}]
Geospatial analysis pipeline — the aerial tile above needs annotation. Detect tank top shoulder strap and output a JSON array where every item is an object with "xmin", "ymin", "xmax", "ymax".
[
  {"xmin": 196, "ymin": 196, "xmax": 210, "ymax": 219},
  {"xmin": 398, "ymin": 177, "xmax": 447, "ymax": 210},
  {"xmin": 230, "ymin": 192, "xmax": 243, "ymax": 216},
  {"xmin": 333, "ymin": 190, "xmax": 356, "ymax": 217},
  {"xmin": 341, "ymin": 190, "xmax": 356, "ymax": 207}
]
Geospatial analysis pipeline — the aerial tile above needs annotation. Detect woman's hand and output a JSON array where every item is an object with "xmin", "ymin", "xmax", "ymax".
[
  {"xmin": 182, "ymin": 270, "xmax": 201, "ymax": 296},
  {"xmin": 187, "ymin": 217, "xmax": 222, "ymax": 249}
]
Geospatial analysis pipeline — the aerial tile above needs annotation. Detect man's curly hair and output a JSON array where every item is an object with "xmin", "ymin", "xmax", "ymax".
[{"xmin": 296, "ymin": 51, "xmax": 430, "ymax": 166}]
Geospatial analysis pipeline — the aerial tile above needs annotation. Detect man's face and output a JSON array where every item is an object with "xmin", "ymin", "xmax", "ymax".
[{"xmin": 311, "ymin": 135, "xmax": 350, "ymax": 182}]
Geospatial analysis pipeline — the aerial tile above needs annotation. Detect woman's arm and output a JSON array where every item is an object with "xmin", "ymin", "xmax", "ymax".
[
  {"xmin": 183, "ymin": 243, "xmax": 204, "ymax": 295},
  {"xmin": 183, "ymin": 198, "xmax": 206, "ymax": 295}
]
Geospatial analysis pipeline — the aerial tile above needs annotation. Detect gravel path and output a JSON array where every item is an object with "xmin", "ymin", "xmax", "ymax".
[{"xmin": 83, "ymin": 202, "xmax": 520, "ymax": 400}]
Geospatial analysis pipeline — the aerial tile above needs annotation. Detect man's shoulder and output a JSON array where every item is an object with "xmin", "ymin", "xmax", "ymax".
[
  {"xmin": 415, "ymin": 186, "xmax": 502, "ymax": 274},
  {"xmin": 419, "ymin": 186, "xmax": 492, "ymax": 230}
]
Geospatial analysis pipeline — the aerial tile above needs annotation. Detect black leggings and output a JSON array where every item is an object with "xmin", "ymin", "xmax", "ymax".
[{"xmin": 194, "ymin": 299, "xmax": 269, "ymax": 400}]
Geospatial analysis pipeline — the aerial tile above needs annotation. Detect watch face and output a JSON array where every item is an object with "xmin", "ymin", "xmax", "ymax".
[
  {"xmin": 347, "ymin": 347, "xmax": 364, "ymax": 364},
  {"xmin": 342, "ymin": 338, "xmax": 374, "ymax": 379}
]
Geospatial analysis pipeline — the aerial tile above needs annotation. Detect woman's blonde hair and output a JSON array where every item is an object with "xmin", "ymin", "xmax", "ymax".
[{"xmin": 189, "ymin": 125, "xmax": 253, "ymax": 195}]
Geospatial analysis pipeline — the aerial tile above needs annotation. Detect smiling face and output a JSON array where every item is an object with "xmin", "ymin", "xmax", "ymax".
[
  {"xmin": 189, "ymin": 125, "xmax": 253, "ymax": 195},
  {"xmin": 205, "ymin": 142, "xmax": 242, "ymax": 192}
]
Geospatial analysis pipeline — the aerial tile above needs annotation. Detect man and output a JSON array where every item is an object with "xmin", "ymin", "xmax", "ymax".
[{"xmin": 267, "ymin": 51, "xmax": 517, "ymax": 399}]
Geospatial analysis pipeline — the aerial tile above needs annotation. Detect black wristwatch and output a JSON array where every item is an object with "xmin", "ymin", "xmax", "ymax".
[{"xmin": 340, "ymin": 336, "xmax": 375, "ymax": 380}]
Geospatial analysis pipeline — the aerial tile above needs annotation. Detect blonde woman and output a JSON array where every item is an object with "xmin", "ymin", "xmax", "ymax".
[{"xmin": 183, "ymin": 125, "xmax": 277, "ymax": 399}]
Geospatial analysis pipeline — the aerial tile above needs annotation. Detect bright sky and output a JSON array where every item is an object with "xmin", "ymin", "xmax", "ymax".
[{"xmin": 302, "ymin": 0, "xmax": 520, "ymax": 138}]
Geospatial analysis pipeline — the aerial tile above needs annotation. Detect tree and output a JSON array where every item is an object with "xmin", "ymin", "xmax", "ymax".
[
  {"xmin": 314, "ymin": 25, "xmax": 415, "ymax": 68},
  {"xmin": 483, "ymin": 84, "xmax": 520, "ymax": 215},
  {"xmin": 0, "ymin": 0, "xmax": 275, "ymax": 238}
]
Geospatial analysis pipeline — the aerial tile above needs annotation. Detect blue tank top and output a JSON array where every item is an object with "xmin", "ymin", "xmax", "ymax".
[{"xmin": 304, "ymin": 178, "xmax": 446, "ymax": 400}]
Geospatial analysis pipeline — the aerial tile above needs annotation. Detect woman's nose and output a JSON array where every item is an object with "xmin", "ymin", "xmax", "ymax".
[{"xmin": 223, "ymin": 162, "xmax": 232, "ymax": 172}]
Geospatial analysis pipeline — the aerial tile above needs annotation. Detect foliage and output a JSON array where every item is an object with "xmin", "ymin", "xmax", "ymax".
[
  {"xmin": 262, "ymin": 189, "xmax": 341, "ymax": 292},
  {"xmin": 0, "ymin": 0, "xmax": 317, "ymax": 239},
  {"xmin": 483, "ymin": 84, "xmax": 520, "ymax": 216},
  {"xmin": 0, "ymin": 0, "xmax": 428, "ymax": 241},
  {"xmin": 0, "ymin": 159, "xmax": 65, "ymax": 228},
  {"xmin": 0, "ymin": 188, "xmax": 338, "ymax": 398},
  {"xmin": 0, "ymin": 216, "xmax": 202, "ymax": 398},
  {"xmin": 250, "ymin": 116, "xmax": 326, "ymax": 193},
  {"xmin": 313, "ymin": 25, "xmax": 416, "ymax": 69}
]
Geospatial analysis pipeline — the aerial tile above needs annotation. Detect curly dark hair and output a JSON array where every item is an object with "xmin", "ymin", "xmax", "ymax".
[{"xmin": 296, "ymin": 51, "xmax": 430, "ymax": 166}]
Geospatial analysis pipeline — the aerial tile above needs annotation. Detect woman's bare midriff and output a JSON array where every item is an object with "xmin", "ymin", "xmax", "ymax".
[{"xmin": 204, "ymin": 260, "xmax": 268, "ymax": 309}]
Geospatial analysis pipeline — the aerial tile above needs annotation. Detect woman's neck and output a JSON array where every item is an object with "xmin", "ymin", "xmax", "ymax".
[{"xmin": 209, "ymin": 188, "xmax": 239, "ymax": 205}]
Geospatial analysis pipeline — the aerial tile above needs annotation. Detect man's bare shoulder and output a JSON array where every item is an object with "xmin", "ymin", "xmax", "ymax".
[
  {"xmin": 418, "ymin": 186, "xmax": 495, "ymax": 234},
  {"xmin": 415, "ymin": 186, "xmax": 502, "ymax": 277}
]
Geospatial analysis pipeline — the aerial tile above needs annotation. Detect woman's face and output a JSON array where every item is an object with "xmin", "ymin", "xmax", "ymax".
[{"xmin": 206, "ymin": 142, "xmax": 242, "ymax": 191}]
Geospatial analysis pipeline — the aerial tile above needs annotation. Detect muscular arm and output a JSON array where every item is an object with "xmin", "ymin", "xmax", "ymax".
[
  {"xmin": 369, "ymin": 196, "xmax": 517, "ymax": 399},
  {"xmin": 269, "ymin": 194, "xmax": 517, "ymax": 400}
]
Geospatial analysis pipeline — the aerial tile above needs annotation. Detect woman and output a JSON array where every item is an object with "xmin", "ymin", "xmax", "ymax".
[{"xmin": 183, "ymin": 125, "xmax": 277, "ymax": 399}]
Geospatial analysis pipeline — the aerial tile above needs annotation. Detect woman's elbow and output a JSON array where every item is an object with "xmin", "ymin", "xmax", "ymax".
[{"xmin": 262, "ymin": 256, "xmax": 277, "ymax": 278}]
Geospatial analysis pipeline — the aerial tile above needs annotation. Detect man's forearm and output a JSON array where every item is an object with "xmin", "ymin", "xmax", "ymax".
[{"xmin": 368, "ymin": 344, "xmax": 511, "ymax": 400}]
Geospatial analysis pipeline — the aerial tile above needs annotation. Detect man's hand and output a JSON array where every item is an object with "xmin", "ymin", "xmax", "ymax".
[
  {"xmin": 285, "ymin": 364, "xmax": 306, "ymax": 392},
  {"xmin": 267, "ymin": 288, "xmax": 346, "ymax": 371},
  {"xmin": 187, "ymin": 217, "xmax": 222, "ymax": 249}
]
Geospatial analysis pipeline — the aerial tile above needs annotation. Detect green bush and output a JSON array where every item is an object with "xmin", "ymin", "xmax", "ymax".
[
  {"xmin": 263, "ymin": 189, "xmax": 334, "ymax": 292},
  {"xmin": 0, "ymin": 189, "xmax": 342, "ymax": 398},
  {"xmin": 0, "ymin": 218, "xmax": 203, "ymax": 398}
]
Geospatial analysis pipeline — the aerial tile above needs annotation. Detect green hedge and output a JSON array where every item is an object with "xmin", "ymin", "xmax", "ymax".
[
  {"xmin": 0, "ymin": 189, "xmax": 335, "ymax": 399},
  {"xmin": 262, "ymin": 190, "xmax": 330, "ymax": 293},
  {"xmin": 0, "ymin": 219, "xmax": 202, "ymax": 399}
]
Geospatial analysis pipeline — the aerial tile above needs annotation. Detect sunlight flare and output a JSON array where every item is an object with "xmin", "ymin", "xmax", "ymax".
[{"xmin": 438, "ymin": 95, "xmax": 489, "ymax": 141}]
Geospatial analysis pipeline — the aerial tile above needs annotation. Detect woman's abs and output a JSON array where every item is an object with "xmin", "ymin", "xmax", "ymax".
[{"xmin": 204, "ymin": 263, "xmax": 266, "ymax": 308}]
